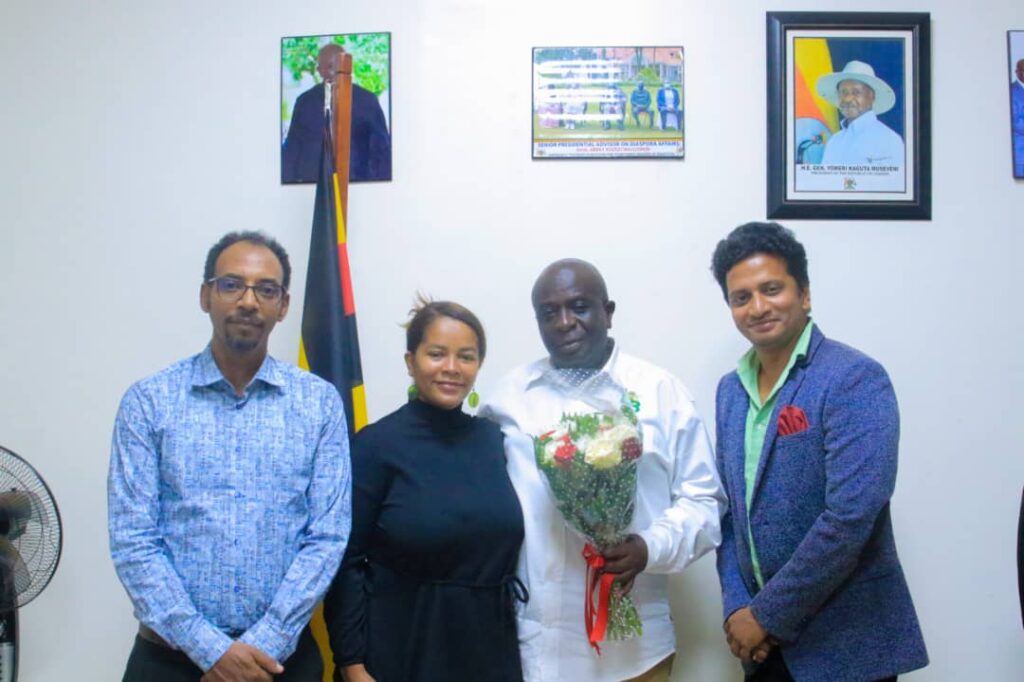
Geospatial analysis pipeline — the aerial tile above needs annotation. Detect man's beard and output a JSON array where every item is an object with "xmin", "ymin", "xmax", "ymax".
[
  {"xmin": 225, "ymin": 334, "xmax": 260, "ymax": 352},
  {"xmin": 224, "ymin": 315, "xmax": 263, "ymax": 352}
]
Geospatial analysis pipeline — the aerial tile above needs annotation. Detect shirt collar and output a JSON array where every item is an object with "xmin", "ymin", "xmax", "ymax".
[
  {"xmin": 190, "ymin": 345, "xmax": 286, "ymax": 391},
  {"xmin": 736, "ymin": 320, "xmax": 814, "ymax": 408},
  {"xmin": 525, "ymin": 339, "xmax": 621, "ymax": 389},
  {"xmin": 841, "ymin": 110, "xmax": 879, "ymax": 132}
]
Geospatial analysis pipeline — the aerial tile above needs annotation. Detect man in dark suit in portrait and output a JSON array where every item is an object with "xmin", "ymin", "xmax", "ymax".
[
  {"xmin": 710, "ymin": 222, "xmax": 928, "ymax": 682},
  {"xmin": 282, "ymin": 43, "xmax": 392, "ymax": 183},
  {"xmin": 630, "ymin": 81, "xmax": 653, "ymax": 128}
]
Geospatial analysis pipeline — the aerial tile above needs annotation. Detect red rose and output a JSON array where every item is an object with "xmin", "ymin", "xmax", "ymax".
[
  {"xmin": 620, "ymin": 437, "xmax": 642, "ymax": 462},
  {"xmin": 554, "ymin": 438, "xmax": 576, "ymax": 467}
]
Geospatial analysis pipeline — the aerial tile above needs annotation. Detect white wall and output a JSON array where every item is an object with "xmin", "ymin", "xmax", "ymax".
[{"xmin": 1, "ymin": 0, "xmax": 1020, "ymax": 679}]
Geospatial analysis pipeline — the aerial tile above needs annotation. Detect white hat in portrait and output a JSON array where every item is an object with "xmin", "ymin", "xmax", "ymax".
[{"xmin": 815, "ymin": 60, "xmax": 897, "ymax": 114}]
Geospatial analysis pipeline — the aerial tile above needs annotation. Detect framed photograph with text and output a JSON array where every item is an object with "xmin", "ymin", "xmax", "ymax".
[
  {"xmin": 1007, "ymin": 31, "xmax": 1024, "ymax": 178},
  {"xmin": 767, "ymin": 12, "xmax": 930, "ymax": 219},
  {"xmin": 532, "ymin": 46, "xmax": 684, "ymax": 159}
]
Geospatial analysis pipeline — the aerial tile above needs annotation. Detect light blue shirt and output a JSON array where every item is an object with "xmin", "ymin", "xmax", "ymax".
[
  {"xmin": 108, "ymin": 347, "xmax": 351, "ymax": 671},
  {"xmin": 821, "ymin": 110, "xmax": 905, "ymax": 167}
]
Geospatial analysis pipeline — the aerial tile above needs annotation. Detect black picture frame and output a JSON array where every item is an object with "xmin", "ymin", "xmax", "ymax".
[{"xmin": 766, "ymin": 12, "xmax": 931, "ymax": 220}]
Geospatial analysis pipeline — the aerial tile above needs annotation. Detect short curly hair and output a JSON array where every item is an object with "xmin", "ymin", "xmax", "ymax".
[
  {"xmin": 203, "ymin": 231, "xmax": 292, "ymax": 290},
  {"xmin": 711, "ymin": 222, "xmax": 809, "ymax": 300}
]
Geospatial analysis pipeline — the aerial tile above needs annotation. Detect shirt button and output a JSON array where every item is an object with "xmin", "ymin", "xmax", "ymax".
[
  {"xmin": 234, "ymin": 540, "xmax": 240, "ymax": 547},
  {"xmin": 234, "ymin": 586, "xmax": 241, "ymax": 593}
]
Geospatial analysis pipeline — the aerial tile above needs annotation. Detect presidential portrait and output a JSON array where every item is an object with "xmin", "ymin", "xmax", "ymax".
[
  {"xmin": 281, "ymin": 32, "xmax": 392, "ymax": 184},
  {"xmin": 791, "ymin": 37, "xmax": 907, "ymax": 194},
  {"xmin": 767, "ymin": 12, "xmax": 931, "ymax": 220}
]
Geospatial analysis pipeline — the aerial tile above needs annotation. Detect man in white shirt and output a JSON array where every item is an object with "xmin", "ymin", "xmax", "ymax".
[{"xmin": 481, "ymin": 259, "xmax": 725, "ymax": 682}]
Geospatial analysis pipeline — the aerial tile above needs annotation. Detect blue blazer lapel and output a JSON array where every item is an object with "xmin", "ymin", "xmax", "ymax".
[
  {"xmin": 722, "ymin": 377, "xmax": 759, "ymax": 592},
  {"xmin": 749, "ymin": 327, "xmax": 826, "ymax": 507},
  {"xmin": 724, "ymin": 383, "xmax": 752, "ymax": 524}
]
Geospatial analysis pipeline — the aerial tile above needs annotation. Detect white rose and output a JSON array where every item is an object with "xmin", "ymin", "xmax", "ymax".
[
  {"xmin": 603, "ymin": 424, "xmax": 639, "ymax": 447},
  {"xmin": 584, "ymin": 436, "xmax": 620, "ymax": 469}
]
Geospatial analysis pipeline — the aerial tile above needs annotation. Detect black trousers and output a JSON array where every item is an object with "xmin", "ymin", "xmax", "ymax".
[
  {"xmin": 122, "ymin": 627, "xmax": 322, "ymax": 681},
  {"xmin": 747, "ymin": 648, "xmax": 896, "ymax": 682}
]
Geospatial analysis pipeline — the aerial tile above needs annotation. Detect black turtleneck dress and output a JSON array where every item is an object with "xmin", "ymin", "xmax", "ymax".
[{"xmin": 324, "ymin": 399, "xmax": 525, "ymax": 682}]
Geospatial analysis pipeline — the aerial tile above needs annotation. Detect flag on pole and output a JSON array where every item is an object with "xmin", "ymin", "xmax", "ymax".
[
  {"xmin": 298, "ymin": 110, "xmax": 368, "ymax": 436},
  {"xmin": 299, "ymin": 107, "xmax": 368, "ymax": 682}
]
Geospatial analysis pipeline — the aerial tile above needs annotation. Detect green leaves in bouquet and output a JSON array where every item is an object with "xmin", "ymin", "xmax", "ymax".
[
  {"xmin": 533, "ymin": 417, "xmax": 638, "ymax": 550},
  {"xmin": 579, "ymin": 464, "xmax": 636, "ymax": 549},
  {"xmin": 607, "ymin": 591, "xmax": 644, "ymax": 640}
]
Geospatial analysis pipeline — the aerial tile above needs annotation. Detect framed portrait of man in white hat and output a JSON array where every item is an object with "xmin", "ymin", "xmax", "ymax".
[{"xmin": 767, "ymin": 12, "xmax": 931, "ymax": 220}]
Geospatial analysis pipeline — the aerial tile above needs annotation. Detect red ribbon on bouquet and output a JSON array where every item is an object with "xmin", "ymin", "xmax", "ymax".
[{"xmin": 582, "ymin": 543, "xmax": 616, "ymax": 654}]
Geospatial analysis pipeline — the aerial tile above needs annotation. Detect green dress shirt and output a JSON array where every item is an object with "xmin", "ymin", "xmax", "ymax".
[{"xmin": 735, "ymin": 320, "xmax": 814, "ymax": 587}]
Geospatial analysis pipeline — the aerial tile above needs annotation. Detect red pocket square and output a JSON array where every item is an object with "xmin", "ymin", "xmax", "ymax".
[{"xmin": 777, "ymin": 405, "xmax": 809, "ymax": 436}]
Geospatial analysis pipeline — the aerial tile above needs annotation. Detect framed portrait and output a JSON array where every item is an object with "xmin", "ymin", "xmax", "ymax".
[
  {"xmin": 1008, "ymin": 31, "xmax": 1024, "ymax": 178},
  {"xmin": 767, "ymin": 13, "xmax": 931, "ymax": 220},
  {"xmin": 280, "ymin": 32, "xmax": 392, "ymax": 184},
  {"xmin": 532, "ymin": 46, "xmax": 684, "ymax": 159}
]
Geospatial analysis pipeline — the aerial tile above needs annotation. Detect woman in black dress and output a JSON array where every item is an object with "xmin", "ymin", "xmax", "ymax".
[{"xmin": 325, "ymin": 300, "xmax": 525, "ymax": 682}]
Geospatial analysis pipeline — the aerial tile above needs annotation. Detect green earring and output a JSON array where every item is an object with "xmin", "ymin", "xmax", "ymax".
[
  {"xmin": 408, "ymin": 383, "xmax": 419, "ymax": 401},
  {"xmin": 467, "ymin": 388, "xmax": 480, "ymax": 409}
]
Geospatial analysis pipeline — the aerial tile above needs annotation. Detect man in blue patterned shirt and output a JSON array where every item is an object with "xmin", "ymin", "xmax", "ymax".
[{"xmin": 108, "ymin": 231, "xmax": 351, "ymax": 681}]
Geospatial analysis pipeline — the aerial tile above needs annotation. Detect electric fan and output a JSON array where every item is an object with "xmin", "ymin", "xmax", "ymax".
[{"xmin": 0, "ymin": 445, "xmax": 62, "ymax": 682}]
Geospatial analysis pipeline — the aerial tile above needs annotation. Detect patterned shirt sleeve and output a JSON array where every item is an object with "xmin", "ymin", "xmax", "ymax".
[{"xmin": 107, "ymin": 385, "xmax": 234, "ymax": 671}]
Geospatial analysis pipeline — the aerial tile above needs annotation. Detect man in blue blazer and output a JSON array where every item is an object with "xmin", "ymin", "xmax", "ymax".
[{"xmin": 710, "ymin": 222, "xmax": 927, "ymax": 682}]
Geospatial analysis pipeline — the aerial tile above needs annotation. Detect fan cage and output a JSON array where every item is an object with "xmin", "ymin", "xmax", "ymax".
[{"xmin": 0, "ymin": 446, "xmax": 62, "ymax": 609}]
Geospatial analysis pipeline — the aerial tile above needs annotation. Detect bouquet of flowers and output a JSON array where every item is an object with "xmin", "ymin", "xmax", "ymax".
[{"xmin": 533, "ymin": 388, "xmax": 644, "ymax": 651}]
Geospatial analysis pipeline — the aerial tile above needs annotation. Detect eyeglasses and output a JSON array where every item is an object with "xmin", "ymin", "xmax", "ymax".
[{"xmin": 206, "ymin": 277, "xmax": 286, "ymax": 303}]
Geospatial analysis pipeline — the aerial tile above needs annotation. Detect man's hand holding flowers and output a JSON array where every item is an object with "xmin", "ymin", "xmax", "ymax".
[{"xmin": 601, "ymin": 534, "xmax": 648, "ymax": 595}]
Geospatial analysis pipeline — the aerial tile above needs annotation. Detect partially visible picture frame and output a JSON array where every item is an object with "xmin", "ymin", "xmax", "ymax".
[
  {"xmin": 1008, "ymin": 31, "xmax": 1024, "ymax": 178},
  {"xmin": 767, "ymin": 12, "xmax": 931, "ymax": 220},
  {"xmin": 532, "ymin": 46, "xmax": 684, "ymax": 159},
  {"xmin": 280, "ymin": 32, "xmax": 392, "ymax": 184}
]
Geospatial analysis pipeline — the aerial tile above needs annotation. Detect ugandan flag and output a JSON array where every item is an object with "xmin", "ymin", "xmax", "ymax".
[
  {"xmin": 794, "ymin": 37, "xmax": 839, "ymax": 133},
  {"xmin": 298, "ymin": 110, "xmax": 368, "ymax": 436},
  {"xmin": 299, "ymin": 109, "xmax": 368, "ymax": 682}
]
